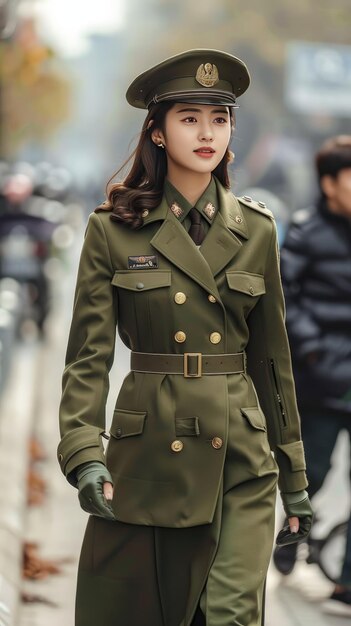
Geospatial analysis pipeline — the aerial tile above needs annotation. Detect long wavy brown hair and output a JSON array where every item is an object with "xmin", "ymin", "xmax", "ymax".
[{"xmin": 96, "ymin": 102, "xmax": 235, "ymax": 229}]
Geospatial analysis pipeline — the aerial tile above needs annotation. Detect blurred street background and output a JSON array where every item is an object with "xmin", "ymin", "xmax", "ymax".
[{"xmin": 0, "ymin": 1, "xmax": 350, "ymax": 624}]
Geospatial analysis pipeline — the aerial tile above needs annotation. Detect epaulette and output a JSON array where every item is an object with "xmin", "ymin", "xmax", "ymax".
[{"xmin": 238, "ymin": 195, "xmax": 275, "ymax": 219}]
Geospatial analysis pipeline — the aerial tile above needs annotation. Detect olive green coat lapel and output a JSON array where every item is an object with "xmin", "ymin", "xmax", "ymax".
[
  {"xmin": 150, "ymin": 178, "xmax": 249, "ymax": 294},
  {"xmin": 150, "ymin": 202, "xmax": 221, "ymax": 298},
  {"xmin": 200, "ymin": 181, "xmax": 248, "ymax": 277}
]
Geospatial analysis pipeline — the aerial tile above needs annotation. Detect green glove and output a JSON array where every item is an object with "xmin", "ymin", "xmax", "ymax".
[
  {"xmin": 76, "ymin": 461, "xmax": 116, "ymax": 521},
  {"xmin": 276, "ymin": 489, "xmax": 313, "ymax": 546}
]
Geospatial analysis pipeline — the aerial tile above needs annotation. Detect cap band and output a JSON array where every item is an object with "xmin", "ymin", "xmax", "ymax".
[
  {"xmin": 148, "ymin": 89, "xmax": 238, "ymax": 108},
  {"xmin": 145, "ymin": 76, "xmax": 235, "ymax": 105}
]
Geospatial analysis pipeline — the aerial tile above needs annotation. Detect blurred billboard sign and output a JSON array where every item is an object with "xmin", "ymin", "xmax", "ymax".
[{"xmin": 286, "ymin": 41, "xmax": 351, "ymax": 117}]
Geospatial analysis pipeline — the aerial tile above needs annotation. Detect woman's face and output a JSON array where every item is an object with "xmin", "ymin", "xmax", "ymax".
[{"xmin": 153, "ymin": 103, "xmax": 232, "ymax": 178}]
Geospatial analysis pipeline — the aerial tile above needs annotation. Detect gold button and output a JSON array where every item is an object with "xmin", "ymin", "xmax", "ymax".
[
  {"xmin": 212, "ymin": 437, "xmax": 223, "ymax": 449},
  {"xmin": 208, "ymin": 294, "xmax": 217, "ymax": 303},
  {"xmin": 141, "ymin": 209, "xmax": 149, "ymax": 217},
  {"xmin": 58, "ymin": 453, "xmax": 63, "ymax": 462},
  {"xmin": 209, "ymin": 331, "xmax": 222, "ymax": 344},
  {"xmin": 174, "ymin": 292, "xmax": 186, "ymax": 305},
  {"xmin": 235, "ymin": 215, "xmax": 243, "ymax": 224},
  {"xmin": 171, "ymin": 440, "xmax": 183, "ymax": 452},
  {"xmin": 249, "ymin": 286, "xmax": 254, "ymax": 295},
  {"xmin": 175, "ymin": 331, "xmax": 186, "ymax": 343}
]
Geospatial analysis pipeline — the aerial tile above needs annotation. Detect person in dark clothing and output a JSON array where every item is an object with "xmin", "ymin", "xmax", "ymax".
[
  {"xmin": 274, "ymin": 135, "xmax": 351, "ymax": 617},
  {"xmin": 0, "ymin": 173, "xmax": 56, "ymax": 331}
]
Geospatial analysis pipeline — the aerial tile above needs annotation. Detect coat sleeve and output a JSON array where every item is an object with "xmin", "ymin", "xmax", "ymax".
[
  {"xmin": 246, "ymin": 218, "xmax": 308, "ymax": 493},
  {"xmin": 280, "ymin": 219, "xmax": 321, "ymax": 359},
  {"xmin": 57, "ymin": 212, "xmax": 117, "ymax": 485}
]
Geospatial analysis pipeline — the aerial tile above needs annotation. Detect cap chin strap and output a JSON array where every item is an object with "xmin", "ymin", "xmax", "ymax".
[{"xmin": 147, "ymin": 89, "xmax": 239, "ymax": 109}]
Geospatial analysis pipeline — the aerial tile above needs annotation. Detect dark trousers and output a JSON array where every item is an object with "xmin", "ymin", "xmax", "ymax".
[{"xmin": 301, "ymin": 408, "xmax": 351, "ymax": 586}]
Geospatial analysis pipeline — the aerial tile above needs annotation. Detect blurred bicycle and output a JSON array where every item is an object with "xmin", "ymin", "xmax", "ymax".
[{"xmin": 307, "ymin": 519, "xmax": 349, "ymax": 583}]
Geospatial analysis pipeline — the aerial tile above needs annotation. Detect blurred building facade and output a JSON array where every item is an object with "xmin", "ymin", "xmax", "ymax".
[{"xmin": 2, "ymin": 0, "xmax": 351, "ymax": 211}]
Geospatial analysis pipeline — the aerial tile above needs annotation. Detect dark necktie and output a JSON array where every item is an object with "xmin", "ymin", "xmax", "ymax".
[{"xmin": 188, "ymin": 207, "xmax": 205, "ymax": 245}]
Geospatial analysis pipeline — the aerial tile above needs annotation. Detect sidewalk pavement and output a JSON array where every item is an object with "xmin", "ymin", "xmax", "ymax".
[
  {"xmin": 0, "ymin": 206, "xmax": 85, "ymax": 626},
  {"xmin": 0, "ymin": 338, "xmax": 40, "ymax": 626},
  {"xmin": 266, "ymin": 560, "xmax": 346, "ymax": 625}
]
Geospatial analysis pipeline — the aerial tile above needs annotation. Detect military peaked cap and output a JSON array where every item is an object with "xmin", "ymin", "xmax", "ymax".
[{"xmin": 126, "ymin": 48, "xmax": 250, "ymax": 110}]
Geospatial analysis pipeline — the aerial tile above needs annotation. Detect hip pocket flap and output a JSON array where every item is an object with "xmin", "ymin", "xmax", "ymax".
[
  {"xmin": 110, "ymin": 409, "xmax": 147, "ymax": 439},
  {"xmin": 277, "ymin": 440, "xmax": 306, "ymax": 471},
  {"xmin": 241, "ymin": 407, "xmax": 267, "ymax": 431}
]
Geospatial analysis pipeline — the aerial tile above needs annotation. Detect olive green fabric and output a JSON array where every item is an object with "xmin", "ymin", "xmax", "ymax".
[
  {"xmin": 125, "ymin": 49, "xmax": 250, "ymax": 109},
  {"xmin": 76, "ymin": 466, "xmax": 277, "ymax": 626},
  {"xmin": 76, "ymin": 517, "xmax": 210, "ymax": 626},
  {"xmin": 58, "ymin": 175, "xmax": 308, "ymax": 624},
  {"xmin": 199, "ymin": 475, "xmax": 276, "ymax": 625},
  {"xmin": 282, "ymin": 488, "xmax": 308, "ymax": 506}
]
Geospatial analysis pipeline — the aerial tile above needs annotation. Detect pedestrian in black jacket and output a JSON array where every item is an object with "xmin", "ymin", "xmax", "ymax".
[{"xmin": 274, "ymin": 135, "xmax": 351, "ymax": 617}]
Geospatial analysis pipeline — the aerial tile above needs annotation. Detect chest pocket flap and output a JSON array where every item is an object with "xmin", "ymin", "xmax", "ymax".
[
  {"xmin": 226, "ymin": 271, "xmax": 265, "ymax": 296},
  {"xmin": 111, "ymin": 270, "xmax": 171, "ymax": 291}
]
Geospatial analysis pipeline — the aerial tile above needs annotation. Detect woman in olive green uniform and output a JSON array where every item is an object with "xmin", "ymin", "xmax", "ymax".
[{"xmin": 58, "ymin": 49, "xmax": 312, "ymax": 626}]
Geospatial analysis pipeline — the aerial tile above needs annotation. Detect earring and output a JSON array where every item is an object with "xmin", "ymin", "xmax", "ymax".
[
  {"xmin": 227, "ymin": 150, "xmax": 235, "ymax": 164},
  {"xmin": 157, "ymin": 142, "xmax": 165, "ymax": 149}
]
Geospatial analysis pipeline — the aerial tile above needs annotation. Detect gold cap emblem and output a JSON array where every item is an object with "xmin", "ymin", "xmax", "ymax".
[{"xmin": 196, "ymin": 63, "xmax": 219, "ymax": 88}]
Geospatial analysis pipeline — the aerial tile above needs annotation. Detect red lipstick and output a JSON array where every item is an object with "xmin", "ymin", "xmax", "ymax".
[{"xmin": 194, "ymin": 147, "xmax": 215, "ymax": 158}]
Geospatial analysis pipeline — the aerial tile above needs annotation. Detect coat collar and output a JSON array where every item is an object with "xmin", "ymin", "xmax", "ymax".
[
  {"xmin": 141, "ymin": 195, "xmax": 169, "ymax": 226},
  {"xmin": 141, "ymin": 176, "xmax": 249, "ymax": 236},
  {"xmin": 164, "ymin": 177, "xmax": 219, "ymax": 225},
  {"xmin": 147, "ymin": 177, "xmax": 249, "ymax": 296},
  {"xmin": 214, "ymin": 177, "xmax": 249, "ymax": 240}
]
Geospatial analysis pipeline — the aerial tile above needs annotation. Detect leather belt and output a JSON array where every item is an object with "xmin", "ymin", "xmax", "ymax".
[{"xmin": 130, "ymin": 351, "xmax": 246, "ymax": 378}]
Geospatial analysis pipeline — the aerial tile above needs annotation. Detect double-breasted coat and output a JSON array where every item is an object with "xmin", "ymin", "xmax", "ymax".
[{"xmin": 58, "ymin": 176, "xmax": 307, "ymax": 626}]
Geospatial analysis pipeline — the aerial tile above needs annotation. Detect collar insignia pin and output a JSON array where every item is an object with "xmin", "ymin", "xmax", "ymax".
[
  {"xmin": 204, "ymin": 202, "xmax": 216, "ymax": 220},
  {"xmin": 170, "ymin": 202, "xmax": 183, "ymax": 218}
]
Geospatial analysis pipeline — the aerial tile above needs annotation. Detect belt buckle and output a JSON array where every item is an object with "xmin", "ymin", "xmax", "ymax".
[{"xmin": 183, "ymin": 353, "xmax": 202, "ymax": 378}]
